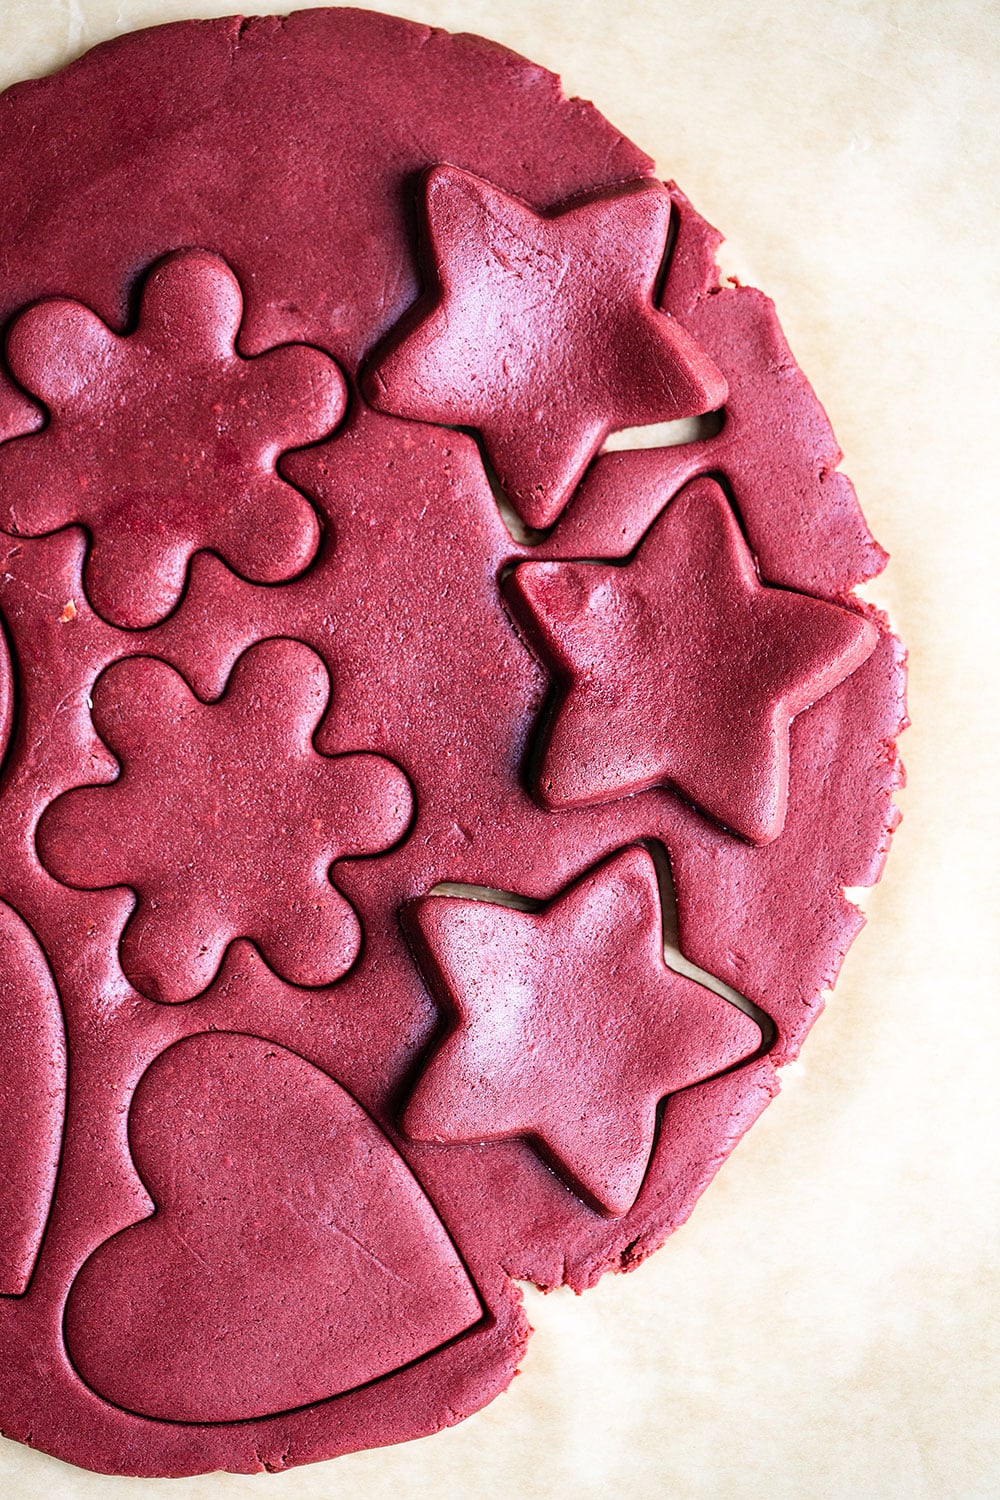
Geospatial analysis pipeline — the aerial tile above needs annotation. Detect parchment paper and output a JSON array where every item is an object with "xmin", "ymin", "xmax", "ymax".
[{"xmin": 0, "ymin": 2, "xmax": 996, "ymax": 1496}]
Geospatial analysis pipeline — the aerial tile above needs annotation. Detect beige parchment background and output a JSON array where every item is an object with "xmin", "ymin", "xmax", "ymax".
[{"xmin": 0, "ymin": 1, "xmax": 996, "ymax": 1495}]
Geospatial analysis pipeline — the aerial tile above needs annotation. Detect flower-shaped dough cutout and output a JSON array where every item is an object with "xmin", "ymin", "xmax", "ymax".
[
  {"xmin": 0, "ymin": 250, "xmax": 346, "ymax": 628},
  {"xmin": 404, "ymin": 847, "xmax": 763, "ymax": 1217},
  {"xmin": 36, "ymin": 639, "xmax": 413, "ymax": 1003},
  {"xmin": 364, "ymin": 166, "xmax": 727, "ymax": 531},
  {"xmin": 507, "ymin": 477, "xmax": 879, "ymax": 844}
]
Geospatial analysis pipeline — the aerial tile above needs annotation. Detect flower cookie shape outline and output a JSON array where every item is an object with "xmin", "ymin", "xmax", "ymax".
[
  {"xmin": 36, "ymin": 638, "xmax": 414, "ymax": 1003},
  {"xmin": 0, "ymin": 249, "xmax": 346, "ymax": 628}
]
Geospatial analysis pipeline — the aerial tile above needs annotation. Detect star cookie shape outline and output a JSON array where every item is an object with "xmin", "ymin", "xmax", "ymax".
[
  {"xmin": 365, "ymin": 165, "xmax": 727, "ymax": 531},
  {"xmin": 507, "ymin": 476, "xmax": 879, "ymax": 843},
  {"xmin": 403, "ymin": 845, "xmax": 763, "ymax": 1216}
]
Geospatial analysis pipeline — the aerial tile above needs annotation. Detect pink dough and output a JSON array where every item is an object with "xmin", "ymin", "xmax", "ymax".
[
  {"xmin": 37, "ymin": 639, "xmax": 412, "ymax": 1002},
  {"xmin": 0, "ymin": 7, "xmax": 904, "ymax": 1479},
  {"xmin": 0, "ymin": 250, "xmax": 344, "ymax": 628},
  {"xmin": 0, "ymin": 903, "xmax": 66, "ymax": 1296}
]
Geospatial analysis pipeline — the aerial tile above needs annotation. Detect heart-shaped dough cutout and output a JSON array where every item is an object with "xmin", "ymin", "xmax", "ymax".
[{"xmin": 64, "ymin": 1032, "xmax": 481, "ymax": 1422}]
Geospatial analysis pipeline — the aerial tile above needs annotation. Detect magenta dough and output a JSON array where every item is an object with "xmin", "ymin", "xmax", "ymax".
[{"xmin": 0, "ymin": 7, "xmax": 905, "ymax": 1478}]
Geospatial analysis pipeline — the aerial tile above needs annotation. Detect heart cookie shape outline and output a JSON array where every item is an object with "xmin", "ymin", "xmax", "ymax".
[{"xmin": 64, "ymin": 1032, "xmax": 482, "ymax": 1423}]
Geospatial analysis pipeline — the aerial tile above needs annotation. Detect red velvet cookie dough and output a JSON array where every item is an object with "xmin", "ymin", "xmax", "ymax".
[
  {"xmin": 0, "ymin": 903, "xmax": 65, "ymax": 1297},
  {"xmin": 0, "ymin": 6, "xmax": 904, "ymax": 1479},
  {"xmin": 37, "ymin": 639, "xmax": 412, "ymax": 1002},
  {"xmin": 65, "ymin": 1031, "xmax": 481, "ymax": 1423}
]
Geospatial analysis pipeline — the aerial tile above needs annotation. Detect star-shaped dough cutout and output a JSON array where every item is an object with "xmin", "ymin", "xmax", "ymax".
[
  {"xmin": 403, "ymin": 847, "xmax": 762, "ymax": 1216},
  {"xmin": 364, "ymin": 166, "xmax": 727, "ymax": 531},
  {"xmin": 507, "ymin": 477, "xmax": 879, "ymax": 843}
]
